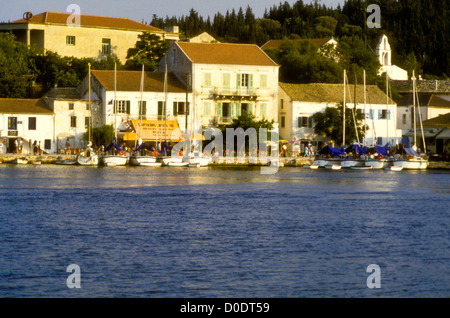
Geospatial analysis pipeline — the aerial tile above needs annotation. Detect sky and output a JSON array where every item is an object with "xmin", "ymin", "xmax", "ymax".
[{"xmin": 0, "ymin": 0, "xmax": 344, "ymax": 23}]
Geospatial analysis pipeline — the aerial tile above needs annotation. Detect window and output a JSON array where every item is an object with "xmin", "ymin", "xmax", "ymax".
[
  {"xmin": 280, "ymin": 99, "xmax": 284, "ymax": 110},
  {"xmin": 66, "ymin": 35, "xmax": 75, "ymax": 45},
  {"xmin": 402, "ymin": 114, "xmax": 407, "ymax": 125},
  {"xmin": 8, "ymin": 117, "xmax": 17, "ymax": 130},
  {"xmin": 44, "ymin": 139, "xmax": 51, "ymax": 150},
  {"xmin": 173, "ymin": 101, "xmax": 185, "ymax": 116},
  {"xmin": 139, "ymin": 101, "xmax": 147, "ymax": 116},
  {"xmin": 115, "ymin": 100, "xmax": 130, "ymax": 114},
  {"xmin": 298, "ymin": 116, "xmax": 312, "ymax": 128},
  {"xmin": 173, "ymin": 49, "xmax": 177, "ymax": 64},
  {"xmin": 241, "ymin": 74, "xmax": 249, "ymax": 88},
  {"xmin": 102, "ymin": 38, "xmax": 111, "ymax": 55},
  {"xmin": 158, "ymin": 101, "xmax": 165, "ymax": 119},
  {"xmin": 281, "ymin": 116, "xmax": 285, "ymax": 128},
  {"xmin": 28, "ymin": 117, "xmax": 36, "ymax": 130},
  {"xmin": 379, "ymin": 109, "xmax": 390, "ymax": 119},
  {"xmin": 69, "ymin": 103, "xmax": 74, "ymax": 110},
  {"xmin": 85, "ymin": 117, "xmax": 90, "ymax": 128},
  {"xmin": 70, "ymin": 116, "xmax": 77, "ymax": 128},
  {"xmin": 86, "ymin": 103, "xmax": 90, "ymax": 110}
]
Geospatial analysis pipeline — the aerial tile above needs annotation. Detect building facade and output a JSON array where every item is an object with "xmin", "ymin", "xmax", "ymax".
[
  {"xmin": 0, "ymin": 11, "xmax": 179, "ymax": 62},
  {"xmin": 160, "ymin": 41, "xmax": 280, "ymax": 132},
  {"xmin": 0, "ymin": 98, "xmax": 54, "ymax": 154},
  {"xmin": 278, "ymin": 82, "xmax": 401, "ymax": 154}
]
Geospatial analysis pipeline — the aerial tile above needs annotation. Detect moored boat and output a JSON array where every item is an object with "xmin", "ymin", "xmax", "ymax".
[{"xmin": 12, "ymin": 157, "xmax": 28, "ymax": 164}]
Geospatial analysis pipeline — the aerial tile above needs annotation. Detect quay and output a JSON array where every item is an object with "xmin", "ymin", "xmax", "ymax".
[{"xmin": 0, "ymin": 154, "xmax": 449, "ymax": 170}]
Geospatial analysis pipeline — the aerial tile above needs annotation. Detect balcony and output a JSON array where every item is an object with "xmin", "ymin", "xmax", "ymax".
[{"xmin": 213, "ymin": 87, "xmax": 258, "ymax": 101}]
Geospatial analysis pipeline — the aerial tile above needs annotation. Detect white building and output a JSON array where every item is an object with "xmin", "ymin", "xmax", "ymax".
[
  {"xmin": 278, "ymin": 82, "xmax": 401, "ymax": 154},
  {"xmin": 43, "ymin": 87, "xmax": 101, "ymax": 152},
  {"xmin": 0, "ymin": 98, "xmax": 55, "ymax": 154},
  {"xmin": 160, "ymin": 41, "xmax": 280, "ymax": 131},
  {"xmin": 376, "ymin": 34, "xmax": 408, "ymax": 80},
  {"xmin": 85, "ymin": 69, "xmax": 188, "ymax": 145}
]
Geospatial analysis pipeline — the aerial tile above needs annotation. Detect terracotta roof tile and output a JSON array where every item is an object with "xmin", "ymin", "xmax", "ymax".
[
  {"xmin": 177, "ymin": 42, "xmax": 279, "ymax": 66},
  {"xmin": 91, "ymin": 70, "xmax": 187, "ymax": 93},
  {"xmin": 11, "ymin": 12, "xmax": 162, "ymax": 32},
  {"xmin": 279, "ymin": 82, "xmax": 395, "ymax": 105},
  {"xmin": 0, "ymin": 98, "xmax": 53, "ymax": 114}
]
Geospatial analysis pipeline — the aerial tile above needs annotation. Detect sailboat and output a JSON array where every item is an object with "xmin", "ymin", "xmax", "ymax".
[
  {"xmin": 78, "ymin": 63, "xmax": 99, "ymax": 166},
  {"xmin": 129, "ymin": 65, "xmax": 161, "ymax": 167},
  {"xmin": 101, "ymin": 63, "xmax": 128, "ymax": 166},
  {"xmin": 365, "ymin": 72, "xmax": 393, "ymax": 169},
  {"xmin": 393, "ymin": 71, "xmax": 428, "ymax": 170}
]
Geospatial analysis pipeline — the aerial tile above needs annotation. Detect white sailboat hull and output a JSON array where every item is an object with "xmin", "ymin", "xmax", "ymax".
[
  {"xmin": 102, "ymin": 155, "xmax": 128, "ymax": 166},
  {"xmin": 77, "ymin": 155, "xmax": 99, "ymax": 166},
  {"xmin": 340, "ymin": 159, "xmax": 365, "ymax": 168},
  {"xmin": 393, "ymin": 159, "xmax": 428, "ymax": 170},
  {"xmin": 166, "ymin": 156, "xmax": 189, "ymax": 167},
  {"xmin": 365, "ymin": 159, "xmax": 392, "ymax": 169},
  {"xmin": 129, "ymin": 156, "xmax": 159, "ymax": 166},
  {"xmin": 12, "ymin": 158, "xmax": 28, "ymax": 164},
  {"xmin": 189, "ymin": 156, "xmax": 210, "ymax": 167}
]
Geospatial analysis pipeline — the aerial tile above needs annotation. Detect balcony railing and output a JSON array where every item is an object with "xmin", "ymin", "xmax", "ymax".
[{"xmin": 213, "ymin": 87, "xmax": 258, "ymax": 101}]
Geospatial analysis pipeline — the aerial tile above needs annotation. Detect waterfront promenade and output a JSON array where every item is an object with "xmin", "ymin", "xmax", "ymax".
[{"xmin": 1, "ymin": 153, "xmax": 450, "ymax": 169}]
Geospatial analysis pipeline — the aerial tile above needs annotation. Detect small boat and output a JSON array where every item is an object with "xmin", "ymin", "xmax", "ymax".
[
  {"xmin": 189, "ymin": 152, "xmax": 211, "ymax": 167},
  {"xmin": 12, "ymin": 157, "xmax": 28, "ymax": 164},
  {"xmin": 308, "ymin": 165, "xmax": 319, "ymax": 169},
  {"xmin": 326, "ymin": 164, "xmax": 342, "ymax": 170},
  {"xmin": 30, "ymin": 158, "xmax": 42, "ymax": 165},
  {"xmin": 102, "ymin": 155, "xmax": 127, "ymax": 166},
  {"xmin": 351, "ymin": 166, "xmax": 373, "ymax": 170},
  {"xmin": 55, "ymin": 158, "xmax": 77, "ymax": 165},
  {"xmin": 386, "ymin": 166, "xmax": 403, "ymax": 171}
]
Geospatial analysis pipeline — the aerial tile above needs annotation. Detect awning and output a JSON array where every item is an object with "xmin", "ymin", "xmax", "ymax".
[
  {"xmin": 124, "ymin": 120, "xmax": 183, "ymax": 142},
  {"xmin": 404, "ymin": 128, "xmax": 442, "ymax": 138},
  {"xmin": 436, "ymin": 128, "xmax": 450, "ymax": 139}
]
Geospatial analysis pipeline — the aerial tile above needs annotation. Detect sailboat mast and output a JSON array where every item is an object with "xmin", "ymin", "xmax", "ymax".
[
  {"xmin": 412, "ymin": 70, "xmax": 416, "ymax": 148},
  {"xmin": 363, "ymin": 70, "xmax": 367, "ymax": 147},
  {"xmin": 114, "ymin": 62, "xmax": 117, "ymax": 141},
  {"xmin": 88, "ymin": 63, "xmax": 91, "ymax": 143},
  {"xmin": 386, "ymin": 71, "xmax": 389, "ymax": 147},
  {"xmin": 343, "ymin": 69, "xmax": 346, "ymax": 147},
  {"xmin": 136, "ymin": 64, "xmax": 144, "ymax": 149}
]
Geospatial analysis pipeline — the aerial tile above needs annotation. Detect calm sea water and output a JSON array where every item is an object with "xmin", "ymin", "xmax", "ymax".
[{"xmin": 0, "ymin": 164, "xmax": 448, "ymax": 298}]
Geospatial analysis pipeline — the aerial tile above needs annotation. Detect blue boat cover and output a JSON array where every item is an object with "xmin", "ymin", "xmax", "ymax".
[
  {"xmin": 320, "ymin": 146, "xmax": 345, "ymax": 156},
  {"xmin": 104, "ymin": 138, "xmax": 123, "ymax": 152},
  {"xmin": 404, "ymin": 147, "xmax": 420, "ymax": 157},
  {"xmin": 375, "ymin": 144, "xmax": 389, "ymax": 157}
]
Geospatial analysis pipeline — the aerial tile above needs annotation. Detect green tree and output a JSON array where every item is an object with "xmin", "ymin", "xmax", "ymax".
[
  {"xmin": 313, "ymin": 16, "xmax": 338, "ymax": 38},
  {"xmin": 312, "ymin": 103, "xmax": 367, "ymax": 146},
  {"xmin": 0, "ymin": 33, "xmax": 37, "ymax": 98},
  {"xmin": 86, "ymin": 125, "xmax": 115, "ymax": 147},
  {"xmin": 125, "ymin": 32, "xmax": 170, "ymax": 71}
]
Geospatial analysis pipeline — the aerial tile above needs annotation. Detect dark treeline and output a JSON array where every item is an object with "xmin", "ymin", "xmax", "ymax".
[{"xmin": 149, "ymin": 0, "xmax": 449, "ymax": 78}]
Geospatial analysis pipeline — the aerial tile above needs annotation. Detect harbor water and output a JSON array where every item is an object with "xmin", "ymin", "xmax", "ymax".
[{"xmin": 0, "ymin": 164, "xmax": 448, "ymax": 298}]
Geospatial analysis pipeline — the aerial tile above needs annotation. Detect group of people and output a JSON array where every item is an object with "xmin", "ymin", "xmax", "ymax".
[{"xmin": 11, "ymin": 138, "xmax": 42, "ymax": 155}]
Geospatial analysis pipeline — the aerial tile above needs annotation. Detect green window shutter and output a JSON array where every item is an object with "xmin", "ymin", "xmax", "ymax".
[
  {"xmin": 249, "ymin": 74, "xmax": 253, "ymax": 93},
  {"xmin": 236, "ymin": 74, "xmax": 241, "ymax": 91},
  {"xmin": 173, "ymin": 102, "xmax": 178, "ymax": 116},
  {"xmin": 230, "ymin": 103, "xmax": 235, "ymax": 118},
  {"xmin": 217, "ymin": 102, "xmax": 222, "ymax": 117},
  {"xmin": 249, "ymin": 103, "xmax": 254, "ymax": 114},
  {"xmin": 126, "ymin": 101, "xmax": 131, "ymax": 114},
  {"xmin": 236, "ymin": 103, "xmax": 241, "ymax": 116}
]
